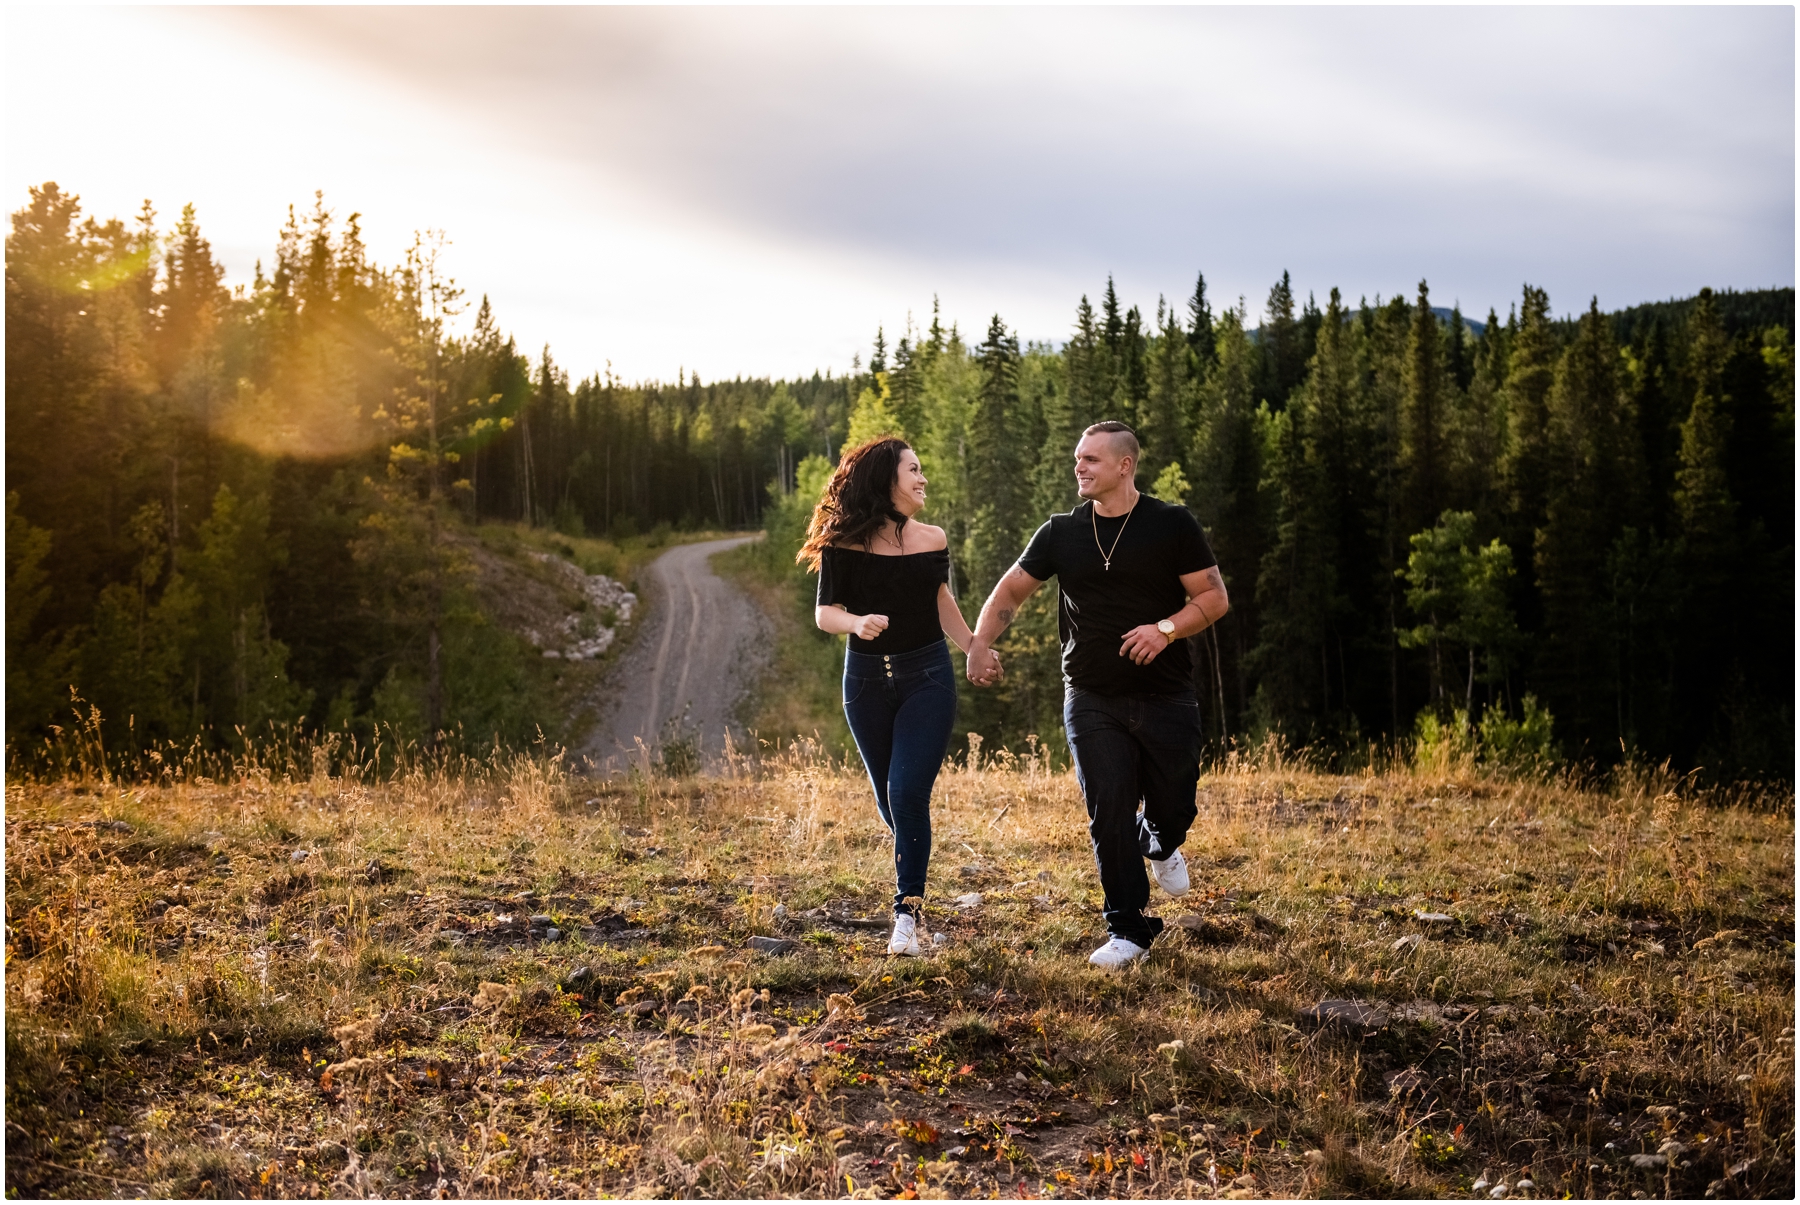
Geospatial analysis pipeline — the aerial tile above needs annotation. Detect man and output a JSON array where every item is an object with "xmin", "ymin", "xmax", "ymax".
[{"xmin": 967, "ymin": 421, "xmax": 1228, "ymax": 968}]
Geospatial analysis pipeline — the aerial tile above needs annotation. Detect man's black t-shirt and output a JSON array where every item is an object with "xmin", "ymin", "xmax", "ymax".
[{"xmin": 1016, "ymin": 494, "xmax": 1216, "ymax": 697}]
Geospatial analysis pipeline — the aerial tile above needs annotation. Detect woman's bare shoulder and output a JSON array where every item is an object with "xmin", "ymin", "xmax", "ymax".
[{"xmin": 912, "ymin": 523, "xmax": 949, "ymax": 551}]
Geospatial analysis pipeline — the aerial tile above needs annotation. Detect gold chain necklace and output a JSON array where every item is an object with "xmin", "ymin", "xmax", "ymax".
[{"xmin": 1091, "ymin": 494, "xmax": 1139, "ymax": 571}]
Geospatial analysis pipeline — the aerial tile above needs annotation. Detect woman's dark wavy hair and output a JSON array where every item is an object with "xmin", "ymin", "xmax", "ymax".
[{"xmin": 797, "ymin": 437, "xmax": 911, "ymax": 571}]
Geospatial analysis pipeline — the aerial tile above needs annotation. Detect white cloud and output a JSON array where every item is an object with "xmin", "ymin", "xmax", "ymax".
[{"xmin": 7, "ymin": 6, "xmax": 1791, "ymax": 381}]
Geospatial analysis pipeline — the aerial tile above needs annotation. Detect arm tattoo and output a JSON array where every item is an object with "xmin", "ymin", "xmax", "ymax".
[
  {"xmin": 1203, "ymin": 566, "xmax": 1224, "ymax": 592},
  {"xmin": 997, "ymin": 608, "xmax": 1014, "ymax": 627}
]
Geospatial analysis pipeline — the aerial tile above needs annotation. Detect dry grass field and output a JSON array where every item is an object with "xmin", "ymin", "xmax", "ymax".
[{"xmin": 5, "ymin": 737, "xmax": 1793, "ymax": 1199}]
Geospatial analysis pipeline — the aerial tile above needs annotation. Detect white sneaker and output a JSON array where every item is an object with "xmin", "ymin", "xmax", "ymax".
[
  {"xmin": 887, "ymin": 913, "xmax": 923, "ymax": 957},
  {"xmin": 1087, "ymin": 936, "xmax": 1149, "ymax": 969},
  {"xmin": 1149, "ymin": 848, "xmax": 1190, "ymax": 897}
]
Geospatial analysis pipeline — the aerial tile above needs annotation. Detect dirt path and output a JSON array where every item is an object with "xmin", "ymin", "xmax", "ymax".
[{"xmin": 578, "ymin": 535, "xmax": 768, "ymax": 773}]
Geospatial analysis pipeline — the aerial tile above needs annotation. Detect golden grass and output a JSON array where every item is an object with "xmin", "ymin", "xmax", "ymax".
[{"xmin": 5, "ymin": 745, "xmax": 1792, "ymax": 1199}]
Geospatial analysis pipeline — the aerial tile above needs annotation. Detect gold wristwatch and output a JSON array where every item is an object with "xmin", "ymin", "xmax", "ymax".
[{"xmin": 1157, "ymin": 619, "xmax": 1176, "ymax": 639}]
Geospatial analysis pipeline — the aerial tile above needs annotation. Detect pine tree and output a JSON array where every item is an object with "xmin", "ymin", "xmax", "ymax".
[
  {"xmin": 1251, "ymin": 371, "xmax": 1336, "ymax": 736},
  {"xmin": 351, "ymin": 234, "xmax": 473, "ymax": 745},
  {"xmin": 1501, "ymin": 285, "xmax": 1556, "ymax": 539},
  {"xmin": 1259, "ymin": 270, "xmax": 1306, "ymax": 408},
  {"xmin": 1035, "ymin": 298, "xmax": 1097, "ymax": 519},
  {"xmin": 1623, "ymin": 317, "xmax": 1678, "ymax": 534},
  {"xmin": 964, "ymin": 315, "xmax": 1026, "ymax": 596},
  {"xmin": 1097, "ymin": 277, "xmax": 1125, "ymax": 416},
  {"xmin": 190, "ymin": 484, "xmax": 310, "ymax": 738},
  {"xmin": 1139, "ymin": 300, "xmax": 1190, "ymax": 492},
  {"xmin": 1534, "ymin": 298, "xmax": 1643, "ymax": 748},
  {"xmin": 1064, "ymin": 294, "xmax": 1106, "ymax": 430},
  {"xmin": 1186, "ymin": 271, "xmax": 1216, "ymax": 371},
  {"xmin": 1189, "ymin": 306, "xmax": 1269, "ymax": 730},
  {"xmin": 1675, "ymin": 289, "xmax": 1734, "ymax": 546},
  {"xmin": 1400, "ymin": 280, "xmax": 1449, "ymax": 533},
  {"xmin": 1101, "ymin": 277, "xmax": 1124, "ymax": 356},
  {"xmin": 1451, "ymin": 309, "xmax": 1507, "ymax": 523},
  {"xmin": 914, "ymin": 321, "xmax": 980, "ymax": 598},
  {"xmin": 1251, "ymin": 288, "xmax": 1385, "ymax": 740},
  {"xmin": 1446, "ymin": 304, "xmax": 1473, "ymax": 394},
  {"xmin": 1118, "ymin": 303, "xmax": 1149, "ymax": 426},
  {"xmin": 888, "ymin": 330, "xmax": 927, "ymax": 445}
]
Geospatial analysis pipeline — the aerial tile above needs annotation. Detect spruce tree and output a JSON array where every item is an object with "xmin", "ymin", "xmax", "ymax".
[
  {"xmin": 1096, "ymin": 277, "xmax": 1125, "ymax": 414},
  {"xmin": 1400, "ymin": 280, "xmax": 1448, "ymax": 534},
  {"xmin": 1064, "ymin": 294, "xmax": 1106, "ymax": 430},
  {"xmin": 1445, "ymin": 305, "xmax": 1471, "ymax": 393},
  {"xmin": 1118, "ymin": 303, "xmax": 1149, "ymax": 426},
  {"xmin": 1035, "ymin": 298, "xmax": 1097, "ymax": 518},
  {"xmin": 1534, "ymin": 299, "xmax": 1638, "ymax": 745},
  {"xmin": 1675, "ymin": 290, "xmax": 1734, "ymax": 546},
  {"xmin": 1501, "ymin": 285, "xmax": 1556, "ymax": 541},
  {"xmin": 888, "ymin": 332, "xmax": 926, "ymax": 445},
  {"xmin": 1258, "ymin": 271, "xmax": 1307, "ymax": 408},
  {"xmin": 1139, "ymin": 301, "xmax": 1190, "ymax": 492},
  {"xmin": 1101, "ymin": 277, "xmax": 1124, "ymax": 355},
  {"xmin": 1452, "ymin": 309, "xmax": 1507, "ymax": 523},
  {"xmin": 1251, "ymin": 358, "xmax": 1336, "ymax": 736},
  {"xmin": 965, "ymin": 314, "xmax": 1026, "ymax": 596},
  {"xmin": 1189, "ymin": 306, "xmax": 1268, "ymax": 731},
  {"xmin": 1187, "ymin": 271, "xmax": 1216, "ymax": 371}
]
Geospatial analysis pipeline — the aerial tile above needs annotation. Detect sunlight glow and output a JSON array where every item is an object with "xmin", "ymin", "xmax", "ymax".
[{"xmin": 7, "ymin": 6, "xmax": 1791, "ymax": 382}]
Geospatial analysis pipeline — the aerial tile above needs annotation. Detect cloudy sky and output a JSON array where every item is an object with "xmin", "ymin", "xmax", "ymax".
[{"xmin": 7, "ymin": 5, "xmax": 1793, "ymax": 382}]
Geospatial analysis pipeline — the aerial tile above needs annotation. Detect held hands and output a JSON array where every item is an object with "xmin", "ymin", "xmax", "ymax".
[
  {"xmin": 852, "ymin": 613, "xmax": 891, "ymax": 641},
  {"xmin": 966, "ymin": 643, "xmax": 1004, "ymax": 687},
  {"xmin": 1119, "ymin": 624, "xmax": 1172, "ymax": 666}
]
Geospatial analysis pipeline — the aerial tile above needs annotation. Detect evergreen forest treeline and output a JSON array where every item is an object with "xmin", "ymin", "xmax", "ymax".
[
  {"xmin": 5, "ymin": 186, "xmax": 857, "ymax": 761},
  {"xmin": 757, "ymin": 272, "xmax": 1792, "ymax": 781},
  {"xmin": 5, "ymin": 185, "xmax": 1793, "ymax": 779}
]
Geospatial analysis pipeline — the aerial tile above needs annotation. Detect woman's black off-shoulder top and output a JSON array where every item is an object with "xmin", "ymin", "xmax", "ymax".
[{"xmin": 816, "ymin": 546, "xmax": 950, "ymax": 654}]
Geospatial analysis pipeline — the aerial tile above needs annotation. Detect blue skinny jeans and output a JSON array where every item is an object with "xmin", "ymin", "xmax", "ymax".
[{"xmin": 843, "ymin": 640, "xmax": 958, "ymax": 917}]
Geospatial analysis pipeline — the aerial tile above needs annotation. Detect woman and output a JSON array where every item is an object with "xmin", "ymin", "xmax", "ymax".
[{"xmin": 799, "ymin": 437, "xmax": 987, "ymax": 957}]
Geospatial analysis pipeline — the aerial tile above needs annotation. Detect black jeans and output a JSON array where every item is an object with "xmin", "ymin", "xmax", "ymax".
[
  {"xmin": 843, "ymin": 641, "xmax": 958, "ymax": 916},
  {"xmin": 1064, "ymin": 687, "xmax": 1202, "ymax": 946}
]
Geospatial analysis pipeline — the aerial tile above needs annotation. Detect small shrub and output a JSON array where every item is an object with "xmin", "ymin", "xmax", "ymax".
[
  {"xmin": 1412, "ymin": 707, "xmax": 1476, "ymax": 774},
  {"xmin": 1479, "ymin": 694, "xmax": 1558, "ymax": 774}
]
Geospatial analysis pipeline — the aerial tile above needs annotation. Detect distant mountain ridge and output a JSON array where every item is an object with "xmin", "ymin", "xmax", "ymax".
[
  {"xmin": 1431, "ymin": 306, "xmax": 1483, "ymax": 335},
  {"xmin": 1241, "ymin": 287, "xmax": 1794, "ymax": 343}
]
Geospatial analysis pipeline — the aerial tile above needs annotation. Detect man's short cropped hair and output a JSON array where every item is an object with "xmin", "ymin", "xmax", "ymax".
[{"xmin": 1082, "ymin": 420, "xmax": 1140, "ymax": 463}]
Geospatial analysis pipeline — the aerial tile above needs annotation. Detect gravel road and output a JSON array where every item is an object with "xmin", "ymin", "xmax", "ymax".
[{"xmin": 577, "ymin": 535, "xmax": 769, "ymax": 774}]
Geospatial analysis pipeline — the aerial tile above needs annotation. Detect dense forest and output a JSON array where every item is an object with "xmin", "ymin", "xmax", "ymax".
[
  {"xmin": 6, "ymin": 184, "xmax": 1793, "ymax": 779},
  {"xmin": 4, "ymin": 186, "xmax": 855, "ymax": 762},
  {"xmin": 755, "ymin": 274, "xmax": 1793, "ymax": 781}
]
